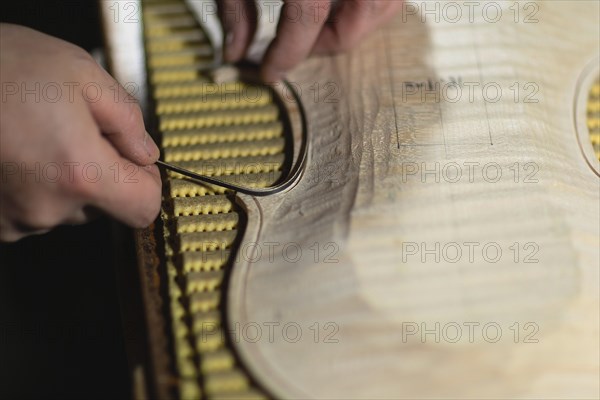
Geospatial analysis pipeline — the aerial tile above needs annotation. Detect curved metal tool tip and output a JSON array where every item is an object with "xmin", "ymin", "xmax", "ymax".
[{"xmin": 156, "ymin": 160, "xmax": 294, "ymax": 197}]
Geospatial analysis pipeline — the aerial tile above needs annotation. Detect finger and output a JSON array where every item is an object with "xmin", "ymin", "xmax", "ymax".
[
  {"xmin": 2, "ymin": 221, "xmax": 51, "ymax": 242},
  {"xmin": 261, "ymin": 0, "xmax": 332, "ymax": 82},
  {"xmin": 62, "ymin": 206, "xmax": 100, "ymax": 225},
  {"xmin": 312, "ymin": 0, "xmax": 402, "ymax": 54},
  {"xmin": 0, "ymin": 172, "xmax": 79, "ymax": 234},
  {"xmin": 218, "ymin": 0, "xmax": 258, "ymax": 63},
  {"xmin": 82, "ymin": 62, "xmax": 160, "ymax": 166},
  {"xmin": 80, "ymin": 135, "xmax": 162, "ymax": 229},
  {"xmin": 0, "ymin": 228, "xmax": 25, "ymax": 243}
]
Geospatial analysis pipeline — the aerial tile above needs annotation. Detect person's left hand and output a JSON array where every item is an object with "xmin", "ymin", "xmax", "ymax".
[{"xmin": 218, "ymin": 0, "xmax": 404, "ymax": 81}]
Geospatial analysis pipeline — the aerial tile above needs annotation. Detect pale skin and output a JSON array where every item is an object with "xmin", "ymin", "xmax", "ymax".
[
  {"xmin": 0, "ymin": 24, "xmax": 163, "ymax": 242},
  {"xmin": 0, "ymin": 1, "xmax": 402, "ymax": 242},
  {"xmin": 219, "ymin": 0, "xmax": 404, "ymax": 81}
]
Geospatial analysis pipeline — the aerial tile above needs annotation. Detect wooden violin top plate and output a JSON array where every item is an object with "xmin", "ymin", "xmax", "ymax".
[{"xmin": 228, "ymin": 2, "xmax": 600, "ymax": 398}]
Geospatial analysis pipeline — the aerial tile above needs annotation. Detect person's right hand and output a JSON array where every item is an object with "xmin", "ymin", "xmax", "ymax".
[{"xmin": 0, "ymin": 24, "xmax": 162, "ymax": 242}]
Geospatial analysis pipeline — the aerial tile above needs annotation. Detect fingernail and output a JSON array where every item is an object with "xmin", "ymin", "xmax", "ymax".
[{"xmin": 144, "ymin": 132, "xmax": 160, "ymax": 159}]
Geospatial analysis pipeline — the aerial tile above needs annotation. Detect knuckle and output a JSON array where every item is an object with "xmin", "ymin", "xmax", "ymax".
[
  {"xmin": 0, "ymin": 194, "xmax": 60, "ymax": 238},
  {"xmin": 19, "ymin": 206, "xmax": 63, "ymax": 232},
  {"xmin": 72, "ymin": 47, "xmax": 94, "ymax": 62},
  {"xmin": 60, "ymin": 165, "xmax": 99, "ymax": 200},
  {"xmin": 68, "ymin": 47, "xmax": 98, "ymax": 71},
  {"xmin": 113, "ymin": 80, "xmax": 137, "ymax": 104}
]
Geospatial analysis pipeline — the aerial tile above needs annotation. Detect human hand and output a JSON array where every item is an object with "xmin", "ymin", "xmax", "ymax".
[
  {"xmin": 0, "ymin": 24, "xmax": 162, "ymax": 242},
  {"xmin": 218, "ymin": 0, "xmax": 404, "ymax": 81}
]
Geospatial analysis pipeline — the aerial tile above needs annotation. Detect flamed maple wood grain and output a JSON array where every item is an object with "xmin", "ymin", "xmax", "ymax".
[
  {"xmin": 103, "ymin": 0, "xmax": 599, "ymax": 398},
  {"xmin": 225, "ymin": 1, "xmax": 600, "ymax": 399}
]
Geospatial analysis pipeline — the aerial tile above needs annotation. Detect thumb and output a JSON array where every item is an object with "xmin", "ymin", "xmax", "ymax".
[{"xmin": 83, "ymin": 64, "xmax": 160, "ymax": 166}]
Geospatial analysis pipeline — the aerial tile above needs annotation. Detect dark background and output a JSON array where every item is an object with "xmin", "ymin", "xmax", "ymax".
[{"xmin": 1, "ymin": 2, "xmax": 130, "ymax": 399}]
